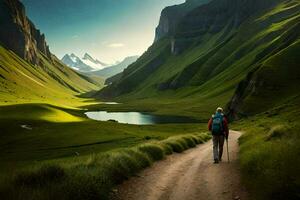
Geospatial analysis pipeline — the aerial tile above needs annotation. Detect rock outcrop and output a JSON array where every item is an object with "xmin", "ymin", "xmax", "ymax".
[
  {"xmin": 0, "ymin": 0, "xmax": 51, "ymax": 65},
  {"xmin": 226, "ymin": 68, "xmax": 261, "ymax": 120}
]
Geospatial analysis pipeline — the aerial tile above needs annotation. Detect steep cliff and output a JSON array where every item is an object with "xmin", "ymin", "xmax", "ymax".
[
  {"xmin": 0, "ymin": 0, "xmax": 51, "ymax": 65},
  {"xmin": 155, "ymin": 0, "xmax": 211, "ymax": 41}
]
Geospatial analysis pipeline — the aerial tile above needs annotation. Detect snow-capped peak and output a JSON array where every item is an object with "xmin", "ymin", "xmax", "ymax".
[
  {"xmin": 83, "ymin": 53, "xmax": 95, "ymax": 62},
  {"xmin": 69, "ymin": 53, "xmax": 80, "ymax": 63},
  {"xmin": 61, "ymin": 53, "xmax": 110, "ymax": 72}
]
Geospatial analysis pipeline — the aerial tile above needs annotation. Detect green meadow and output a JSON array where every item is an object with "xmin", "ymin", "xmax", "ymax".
[{"xmin": 0, "ymin": 102, "xmax": 209, "ymax": 169}]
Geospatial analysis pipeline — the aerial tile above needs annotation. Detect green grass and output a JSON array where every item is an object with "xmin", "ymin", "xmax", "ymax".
[
  {"xmin": 0, "ymin": 103, "xmax": 84, "ymax": 122},
  {"xmin": 232, "ymin": 97, "xmax": 300, "ymax": 200},
  {"xmin": 0, "ymin": 132, "xmax": 211, "ymax": 200},
  {"xmin": 0, "ymin": 102, "xmax": 209, "ymax": 174}
]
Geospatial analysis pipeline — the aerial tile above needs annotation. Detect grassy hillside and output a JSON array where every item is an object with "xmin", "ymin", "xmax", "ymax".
[
  {"xmin": 0, "ymin": 45, "xmax": 103, "ymax": 106},
  {"xmin": 229, "ymin": 39, "xmax": 300, "ymax": 116}
]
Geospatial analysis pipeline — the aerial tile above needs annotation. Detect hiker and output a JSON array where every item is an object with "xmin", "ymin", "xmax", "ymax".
[{"xmin": 208, "ymin": 107, "xmax": 229, "ymax": 164}]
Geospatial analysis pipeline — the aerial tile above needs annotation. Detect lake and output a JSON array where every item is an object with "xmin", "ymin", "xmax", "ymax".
[{"xmin": 85, "ymin": 111, "xmax": 198, "ymax": 125}]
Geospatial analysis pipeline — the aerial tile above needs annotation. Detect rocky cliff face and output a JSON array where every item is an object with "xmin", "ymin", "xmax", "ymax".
[
  {"xmin": 226, "ymin": 68, "xmax": 261, "ymax": 120},
  {"xmin": 155, "ymin": 0, "xmax": 211, "ymax": 41},
  {"xmin": 0, "ymin": 0, "xmax": 51, "ymax": 64}
]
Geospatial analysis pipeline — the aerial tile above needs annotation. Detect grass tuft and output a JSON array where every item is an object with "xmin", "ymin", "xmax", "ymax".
[
  {"xmin": 14, "ymin": 165, "xmax": 65, "ymax": 187},
  {"xmin": 137, "ymin": 143, "xmax": 165, "ymax": 161},
  {"xmin": 161, "ymin": 139, "xmax": 185, "ymax": 153},
  {"xmin": 158, "ymin": 142, "xmax": 174, "ymax": 155},
  {"xmin": 265, "ymin": 125, "xmax": 287, "ymax": 141},
  {"xmin": 182, "ymin": 136, "xmax": 197, "ymax": 147}
]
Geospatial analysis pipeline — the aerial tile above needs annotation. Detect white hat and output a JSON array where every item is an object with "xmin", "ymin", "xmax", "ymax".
[{"xmin": 216, "ymin": 107, "xmax": 223, "ymax": 113}]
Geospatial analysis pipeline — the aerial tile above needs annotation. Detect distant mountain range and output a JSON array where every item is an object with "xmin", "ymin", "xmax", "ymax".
[
  {"xmin": 89, "ymin": 55, "xmax": 139, "ymax": 79},
  {"xmin": 61, "ymin": 53, "xmax": 108, "ymax": 72},
  {"xmin": 62, "ymin": 53, "xmax": 139, "ymax": 79}
]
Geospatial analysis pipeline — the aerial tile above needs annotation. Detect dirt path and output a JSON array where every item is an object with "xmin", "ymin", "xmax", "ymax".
[{"xmin": 113, "ymin": 131, "xmax": 249, "ymax": 200}]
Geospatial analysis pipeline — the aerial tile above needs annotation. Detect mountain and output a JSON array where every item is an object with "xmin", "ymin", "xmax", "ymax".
[
  {"xmin": 97, "ymin": 0, "xmax": 300, "ymax": 119},
  {"xmin": 89, "ymin": 55, "xmax": 139, "ymax": 80},
  {"xmin": 0, "ymin": 0, "xmax": 102, "ymax": 104},
  {"xmin": 61, "ymin": 53, "xmax": 95, "ymax": 72},
  {"xmin": 155, "ymin": 0, "xmax": 211, "ymax": 41},
  {"xmin": 62, "ymin": 53, "xmax": 108, "ymax": 72}
]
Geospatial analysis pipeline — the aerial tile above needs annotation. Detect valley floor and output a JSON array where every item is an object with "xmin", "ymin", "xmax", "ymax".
[
  {"xmin": 113, "ymin": 131, "xmax": 249, "ymax": 200},
  {"xmin": 1, "ymin": 96, "xmax": 299, "ymax": 200}
]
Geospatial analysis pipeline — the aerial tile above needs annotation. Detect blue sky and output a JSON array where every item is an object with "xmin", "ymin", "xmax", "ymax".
[{"xmin": 22, "ymin": 0, "xmax": 185, "ymax": 63}]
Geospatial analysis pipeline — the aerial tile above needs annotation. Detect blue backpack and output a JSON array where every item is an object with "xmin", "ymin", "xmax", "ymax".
[{"xmin": 212, "ymin": 113, "xmax": 224, "ymax": 135}]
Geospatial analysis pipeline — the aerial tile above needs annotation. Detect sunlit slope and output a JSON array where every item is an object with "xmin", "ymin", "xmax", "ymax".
[
  {"xmin": 98, "ymin": 0, "xmax": 300, "ymax": 117},
  {"xmin": 0, "ymin": 46, "xmax": 102, "ymax": 106},
  {"xmin": 0, "ymin": 103, "xmax": 84, "ymax": 122}
]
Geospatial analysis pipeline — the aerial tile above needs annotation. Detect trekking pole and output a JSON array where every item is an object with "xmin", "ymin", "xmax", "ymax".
[{"xmin": 226, "ymin": 138, "xmax": 230, "ymax": 163}]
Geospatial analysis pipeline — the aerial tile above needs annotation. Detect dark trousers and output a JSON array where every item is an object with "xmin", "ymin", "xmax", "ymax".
[{"xmin": 212, "ymin": 135, "xmax": 225, "ymax": 161}]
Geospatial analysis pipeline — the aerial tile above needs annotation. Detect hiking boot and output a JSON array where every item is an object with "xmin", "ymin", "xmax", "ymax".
[{"xmin": 214, "ymin": 159, "xmax": 219, "ymax": 164}]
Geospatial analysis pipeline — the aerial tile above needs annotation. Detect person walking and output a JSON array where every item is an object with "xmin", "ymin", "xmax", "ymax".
[{"xmin": 208, "ymin": 107, "xmax": 229, "ymax": 164}]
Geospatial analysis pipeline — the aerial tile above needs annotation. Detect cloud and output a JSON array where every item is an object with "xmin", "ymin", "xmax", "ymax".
[{"xmin": 108, "ymin": 43, "xmax": 125, "ymax": 48}]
